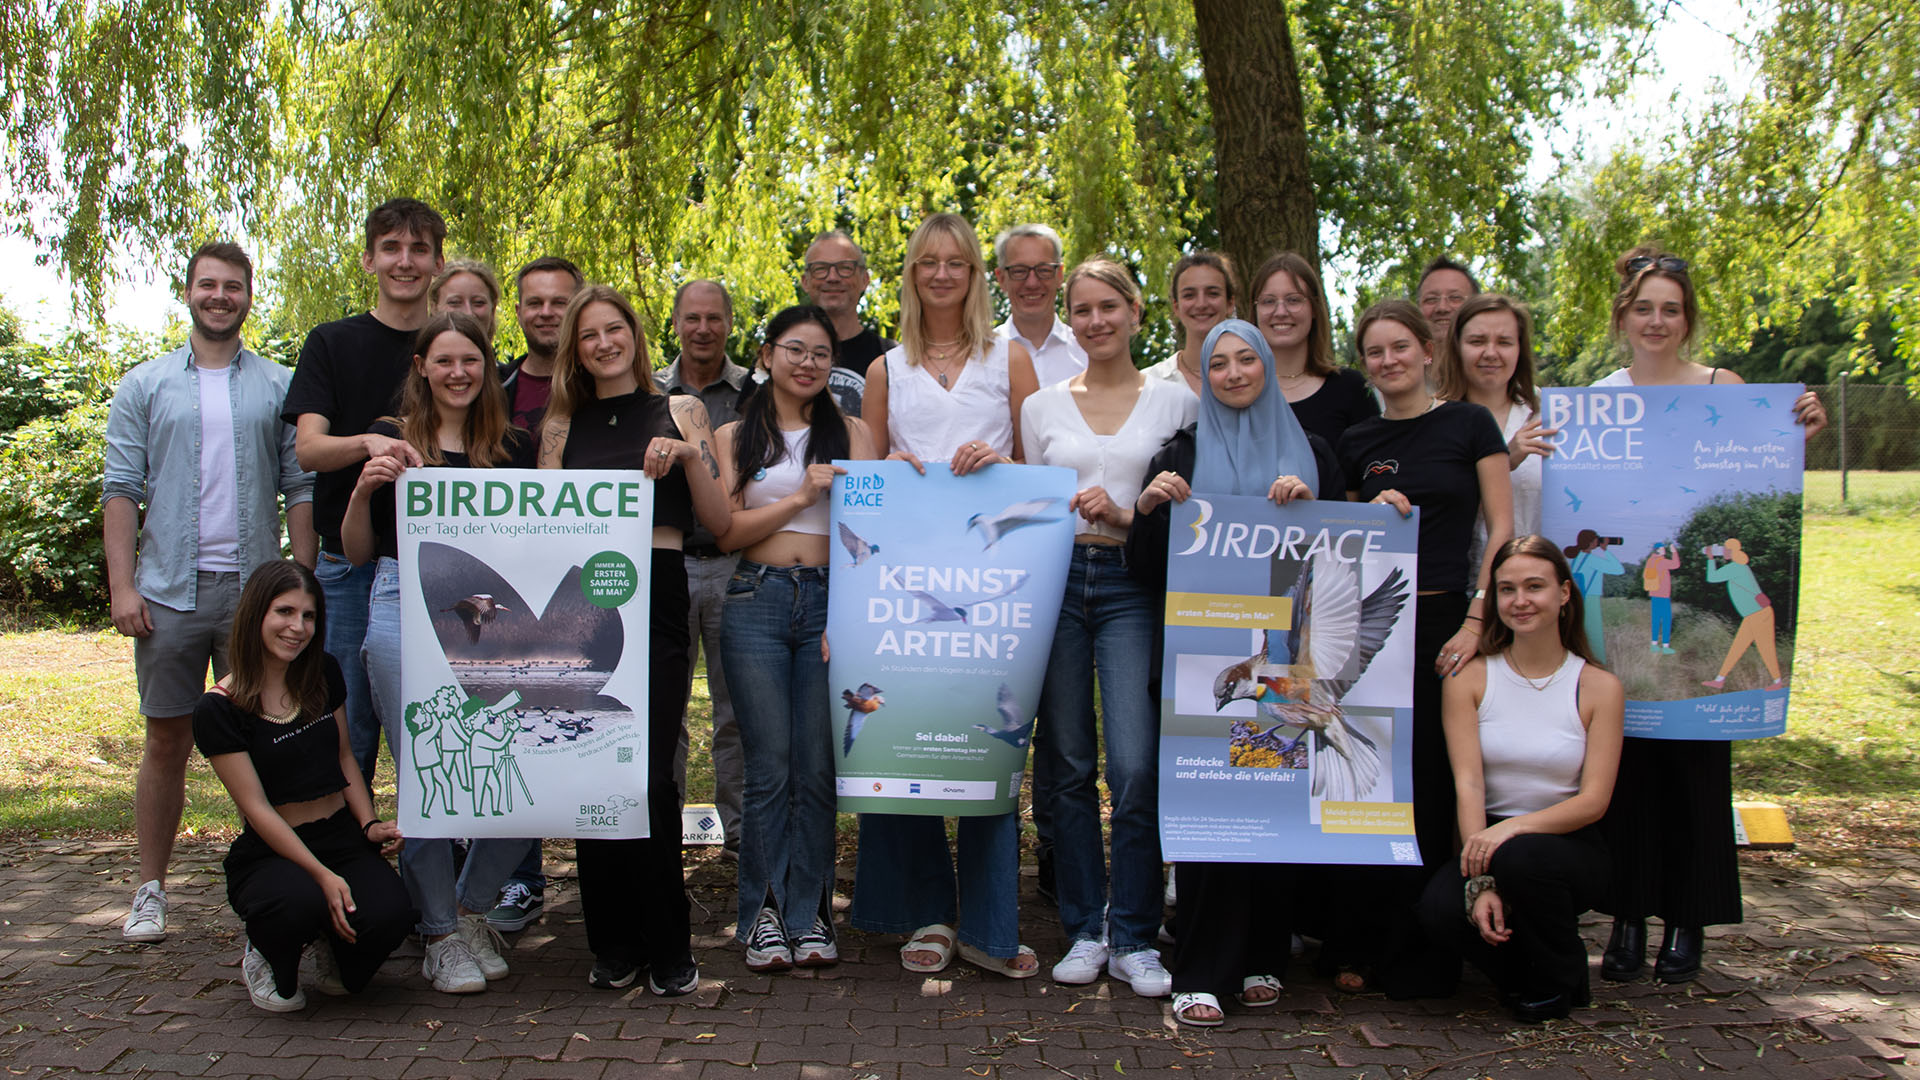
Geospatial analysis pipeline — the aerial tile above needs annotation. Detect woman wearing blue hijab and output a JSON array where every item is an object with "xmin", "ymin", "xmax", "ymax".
[{"xmin": 1125, "ymin": 318, "xmax": 1343, "ymax": 1026}]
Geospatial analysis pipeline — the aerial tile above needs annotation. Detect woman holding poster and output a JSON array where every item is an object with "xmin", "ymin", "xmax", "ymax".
[
  {"xmin": 1127, "ymin": 317, "xmax": 1342, "ymax": 1025},
  {"xmin": 1020, "ymin": 259, "xmax": 1196, "ymax": 996},
  {"xmin": 712, "ymin": 305, "xmax": 875, "ymax": 972},
  {"xmin": 342, "ymin": 311, "xmax": 534, "ymax": 994},
  {"xmin": 851, "ymin": 213, "xmax": 1043, "ymax": 978},
  {"xmin": 1590, "ymin": 247, "xmax": 1822, "ymax": 985},
  {"xmin": 537, "ymin": 284, "xmax": 732, "ymax": 997}
]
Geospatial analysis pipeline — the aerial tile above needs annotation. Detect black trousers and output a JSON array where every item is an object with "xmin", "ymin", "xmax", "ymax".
[
  {"xmin": 1599, "ymin": 737, "xmax": 1742, "ymax": 926},
  {"xmin": 1168, "ymin": 861, "xmax": 1293, "ymax": 998},
  {"xmin": 1417, "ymin": 825, "xmax": 1609, "ymax": 1000},
  {"xmin": 225, "ymin": 807, "xmax": 414, "ymax": 997},
  {"xmin": 576, "ymin": 551, "xmax": 695, "ymax": 972}
]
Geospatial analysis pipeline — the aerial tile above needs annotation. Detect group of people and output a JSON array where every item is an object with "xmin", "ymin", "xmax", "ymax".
[{"xmin": 104, "ymin": 197, "xmax": 1827, "ymax": 1023}]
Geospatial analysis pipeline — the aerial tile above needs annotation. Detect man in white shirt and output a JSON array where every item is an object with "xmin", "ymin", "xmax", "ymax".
[{"xmin": 993, "ymin": 223, "xmax": 1087, "ymax": 389}]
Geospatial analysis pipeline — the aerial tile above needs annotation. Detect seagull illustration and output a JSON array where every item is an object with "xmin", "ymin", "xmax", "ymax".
[
  {"xmin": 908, "ymin": 590, "xmax": 969, "ymax": 624},
  {"xmin": 1563, "ymin": 486, "xmax": 1583, "ymax": 513},
  {"xmin": 972, "ymin": 683, "xmax": 1034, "ymax": 749},
  {"xmin": 841, "ymin": 683, "xmax": 886, "ymax": 755},
  {"xmin": 1704, "ymin": 404, "xmax": 1724, "ymax": 427},
  {"xmin": 443, "ymin": 594, "xmax": 512, "ymax": 643},
  {"xmin": 1679, "ymin": 484, "xmax": 1698, "ymax": 494},
  {"xmin": 1664, "ymin": 398, "xmax": 1681, "ymax": 413},
  {"xmin": 837, "ymin": 522, "xmax": 880, "ymax": 568},
  {"xmin": 966, "ymin": 497, "xmax": 1069, "ymax": 549},
  {"xmin": 1751, "ymin": 396, "xmax": 1772, "ymax": 408},
  {"xmin": 1211, "ymin": 552, "xmax": 1410, "ymax": 802}
]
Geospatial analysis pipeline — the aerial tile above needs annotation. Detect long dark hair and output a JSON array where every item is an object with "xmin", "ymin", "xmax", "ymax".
[
  {"xmin": 732, "ymin": 305, "xmax": 850, "ymax": 496},
  {"xmin": 226, "ymin": 560, "xmax": 331, "ymax": 722},
  {"xmin": 391, "ymin": 312, "xmax": 514, "ymax": 467},
  {"xmin": 1478, "ymin": 535, "xmax": 1598, "ymax": 664},
  {"xmin": 1248, "ymin": 251, "xmax": 1335, "ymax": 376}
]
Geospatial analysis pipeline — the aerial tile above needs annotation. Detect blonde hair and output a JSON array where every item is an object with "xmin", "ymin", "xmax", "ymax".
[
  {"xmin": 897, "ymin": 213, "xmax": 993, "ymax": 366},
  {"xmin": 545, "ymin": 284, "xmax": 653, "ymax": 429},
  {"xmin": 430, "ymin": 260, "xmax": 501, "ymax": 307},
  {"xmin": 1064, "ymin": 258, "xmax": 1143, "ymax": 315}
]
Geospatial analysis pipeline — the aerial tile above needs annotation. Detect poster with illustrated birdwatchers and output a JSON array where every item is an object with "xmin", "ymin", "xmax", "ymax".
[
  {"xmin": 1541, "ymin": 384, "xmax": 1804, "ymax": 740},
  {"xmin": 827, "ymin": 460, "xmax": 1076, "ymax": 815},
  {"xmin": 397, "ymin": 468, "xmax": 655, "ymax": 838},
  {"xmin": 1159, "ymin": 496, "xmax": 1420, "ymax": 865}
]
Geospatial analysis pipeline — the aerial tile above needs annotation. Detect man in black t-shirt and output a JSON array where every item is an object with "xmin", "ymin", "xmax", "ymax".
[
  {"xmin": 800, "ymin": 230, "xmax": 893, "ymax": 418},
  {"xmin": 501, "ymin": 256, "xmax": 584, "ymax": 431},
  {"xmin": 282, "ymin": 197, "xmax": 446, "ymax": 782}
]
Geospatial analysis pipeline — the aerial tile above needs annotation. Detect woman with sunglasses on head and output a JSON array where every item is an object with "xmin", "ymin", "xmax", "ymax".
[
  {"xmin": 1416, "ymin": 536, "xmax": 1623, "ymax": 1022},
  {"xmin": 342, "ymin": 311, "xmax": 536, "ymax": 994},
  {"xmin": 1143, "ymin": 251, "xmax": 1239, "ymax": 399},
  {"xmin": 1436, "ymin": 294, "xmax": 1551, "ymax": 572},
  {"xmin": 1589, "ymin": 246, "xmax": 1822, "ymax": 985},
  {"xmin": 1327, "ymin": 299, "xmax": 1512, "ymax": 996},
  {"xmin": 1126, "ymin": 317, "xmax": 1344, "ymax": 1025},
  {"xmin": 853, "ymin": 212, "xmax": 1042, "ymax": 979},
  {"xmin": 1021, "ymin": 259, "xmax": 1197, "ymax": 997},
  {"xmin": 537, "ymin": 283, "xmax": 733, "ymax": 997},
  {"xmin": 195, "ymin": 559, "xmax": 413, "ymax": 1013},
  {"xmin": 711, "ymin": 305, "xmax": 875, "ymax": 973},
  {"xmin": 1249, "ymin": 252, "xmax": 1381, "ymax": 449}
]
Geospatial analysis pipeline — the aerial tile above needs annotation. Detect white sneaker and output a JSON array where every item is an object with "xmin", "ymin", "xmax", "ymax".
[
  {"xmin": 422, "ymin": 936, "xmax": 487, "ymax": 993},
  {"xmin": 455, "ymin": 914, "xmax": 510, "ymax": 980},
  {"xmin": 243, "ymin": 941, "xmax": 307, "ymax": 1012},
  {"xmin": 1051, "ymin": 939, "xmax": 1110, "ymax": 984},
  {"xmin": 792, "ymin": 915, "xmax": 838, "ymax": 967},
  {"xmin": 123, "ymin": 880, "xmax": 167, "ymax": 942},
  {"xmin": 744, "ymin": 906, "xmax": 792, "ymax": 972},
  {"xmin": 1109, "ymin": 947, "xmax": 1172, "ymax": 997},
  {"xmin": 306, "ymin": 941, "xmax": 348, "ymax": 996}
]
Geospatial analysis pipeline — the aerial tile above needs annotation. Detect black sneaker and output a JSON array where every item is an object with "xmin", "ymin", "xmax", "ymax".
[
  {"xmin": 588, "ymin": 958, "xmax": 639, "ymax": 989},
  {"xmin": 648, "ymin": 960, "xmax": 700, "ymax": 997}
]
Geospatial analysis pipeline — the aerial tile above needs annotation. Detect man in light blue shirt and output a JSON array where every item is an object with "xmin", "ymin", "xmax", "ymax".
[{"xmin": 102, "ymin": 241, "xmax": 315, "ymax": 943}]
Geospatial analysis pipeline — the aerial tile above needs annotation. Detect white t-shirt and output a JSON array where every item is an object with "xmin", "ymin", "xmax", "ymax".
[
  {"xmin": 1019, "ymin": 376, "xmax": 1197, "ymax": 542},
  {"xmin": 1469, "ymin": 401, "xmax": 1543, "ymax": 571},
  {"xmin": 195, "ymin": 363, "xmax": 241, "ymax": 571},
  {"xmin": 883, "ymin": 338, "xmax": 1015, "ymax": 461},
  {"xmin": 1142, "ymin": 355, "xmax": 1199, "ymax": 399},
  {"xmin": 997, "ymin": 317, "xmax": 1087, "ymax": 389}
]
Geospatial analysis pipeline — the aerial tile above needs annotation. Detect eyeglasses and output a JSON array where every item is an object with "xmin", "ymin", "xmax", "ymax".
[
  {"xmin": 1254, "ymin": 293, "xmax": 1310, "ymax": 313},
  {"xmin": 1624, "ymin": 255, "xmax": 1689, "ymax": 275},
  {"xmin": 771, "ymin": 339, "xmax": 833, "ymax": 367},
  {"xmin": 998, "ymin": 262, "xmax": 1062, "ymax": 283},
  {"xmin": 914, "ymin": 257, "xmax": 974, "ymax": 277},
  {"xmin": 805, "ymin": 260, "xmax": 865, "ymax": 279}
]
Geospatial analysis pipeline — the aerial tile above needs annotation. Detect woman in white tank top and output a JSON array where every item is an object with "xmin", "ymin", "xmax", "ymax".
[
  {"xmin": 1417, "ymin": 535, "xmax": 1624, "ymax": 1022},
  {"xmin": 848, "ymin": 213, "xmax": 1044, "ymax": 979},
  {"xmin": 712, "ymin": 306, "xmax": 875, "ymax": 974}
]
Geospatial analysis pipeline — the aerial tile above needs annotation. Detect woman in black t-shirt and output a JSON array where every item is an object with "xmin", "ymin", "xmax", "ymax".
[
  {"xmin": 1246, "ymin": 252, "xmax": 1381, "ymax": 448},
  {"xmin": 537, "ymin": 284, "xmax": 733, "ymax": 998},
  {"xmin": 194, "ymin": 560, "xmax": 412, "ymax": 1013},
  {"xmin": 341, "ymin": 312, "xmax": 535, "ymax": 995}
]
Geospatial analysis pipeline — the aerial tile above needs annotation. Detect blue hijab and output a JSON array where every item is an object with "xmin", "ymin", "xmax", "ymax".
[{"xmin": 1192, "ymin": 319, "xmax": 1321, "ymax": 498}]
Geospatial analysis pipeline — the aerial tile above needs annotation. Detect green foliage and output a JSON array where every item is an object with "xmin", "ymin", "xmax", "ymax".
[
  {"xmin": 0, "ymin": 401, "xmax": 110, "ymax": 614},
  {"xmin": 1672, "ymin": 490, "xmax": 1803, "ymax": 635}
]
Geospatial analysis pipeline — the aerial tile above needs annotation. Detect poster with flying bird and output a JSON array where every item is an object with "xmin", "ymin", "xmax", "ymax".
[
  {"xmin": 1159, "ymin": 496, "xmax": 1421, "ymax": 864},
  {"xmin": 827, "ymin": 459, "xmax": 1076, "ymax": 815},
  {"xmin": 396, "ymin": 467, "xmax": 655, "ymax": 838}
]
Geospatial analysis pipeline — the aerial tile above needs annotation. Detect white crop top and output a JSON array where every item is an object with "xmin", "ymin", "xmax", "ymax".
[
  {"xmin": 743, "ymin": 427, "xmax": 830, "ymax": 536},
  {"xmin": 1019, "ymin": 376, "xmax": 1197, "ymax": 541},
  {"xmin": 1478, "ymin": 652, "xmax": 1589, "ymax": 818},
  {"xmin": 882, "ymin": 338, "xmax": 1014, "ymax": 461}
]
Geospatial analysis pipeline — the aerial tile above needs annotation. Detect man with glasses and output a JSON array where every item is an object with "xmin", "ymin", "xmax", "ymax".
[
  {"xmin": 993, "ymin": 223, "xmax": 1086, "ymax": 389},
  {"xmin": 1415, "ymin": 255, "xmax": 1480, "ymax": 342},
  {"xmin": 654, "ymin": 279, "xmax": 750, "ymax": 859},
  {"xmin": 800, "ymin": 230, "xmax": 894, "ymax": 418}
]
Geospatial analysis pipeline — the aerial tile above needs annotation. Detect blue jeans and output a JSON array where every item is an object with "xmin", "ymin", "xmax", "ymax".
[
  {"xmin": 1036, "ymin": 543, "xmax": 1161, "ymax": 951},
  {"xmin": 852, "ymin": 812, "xmax": 1021, "ymax": 957},
  {"xmin": 314, "ymin": 549, "xmax": 379, "ymax": 781},
  {"xmin": 721, "ymin": 561, "xmax": 835, "ymax": 940},
  {"xmin": 1650, "ymin": 596, "xmax": 1673, "ymax": 645},
  {"xmin": 361, "ymin": 557, "xmax": 533, "ymax": 936}
]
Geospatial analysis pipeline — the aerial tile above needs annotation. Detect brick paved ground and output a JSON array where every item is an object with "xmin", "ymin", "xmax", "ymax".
[{"xmin": 2, "ymin": 839, "xmax": 1915, "ymax": 1079}]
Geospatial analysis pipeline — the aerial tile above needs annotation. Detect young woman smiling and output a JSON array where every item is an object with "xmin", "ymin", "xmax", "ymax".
[
  {"xmin": 430, "ymin": 260, "xmax": 502, "ymax": 340},
  {"xmin": 1248, "ymin": 251, "xmax": 1379, "ymax": 448},
  {"xmin": 1143, "ymin": 251, "xmax": 1238, "ymax": 398},
  {"xmin": 1436, "ymin": 294, "xmax": 1550, "ymax": 570}
]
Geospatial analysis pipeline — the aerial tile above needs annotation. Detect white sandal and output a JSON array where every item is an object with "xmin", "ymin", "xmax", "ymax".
[
  {"xmin": 1237, "ymin": 973, "xmax": 1282, "ymax": 1007},
  {"xmin": 1173, "ymin": 991, "xmax": 1224, "ymax": 1027}
]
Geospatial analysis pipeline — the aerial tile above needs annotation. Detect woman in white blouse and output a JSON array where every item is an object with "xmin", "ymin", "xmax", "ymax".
[{"xmin": 1020, "ymin": 258, "xmax": 1197, "ymax": 996}]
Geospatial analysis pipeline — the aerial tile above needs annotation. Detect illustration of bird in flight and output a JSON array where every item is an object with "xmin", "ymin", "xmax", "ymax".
[
  {"xmin": 837, "ymin": 522, "xmax": 880, "ymax": 568},
  {"xmin": 972, "ymin": 683, "xmax": 1034, "ymax": 749},
  {"xmin": 841, "ymin": 683, "xmax": 887, "ymax": 755},
  {"xmin": 966, "ymin": 498, "xmax": 1068, "ymax": 549},
  {"xmin": 444, "ymin": 594, "xmax": 512, "ymax": 643}
]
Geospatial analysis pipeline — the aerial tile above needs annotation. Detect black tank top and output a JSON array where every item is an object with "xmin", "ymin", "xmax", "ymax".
[{"xmin": 560, "ymin": 391, "xmax": 697, "ymax": 536}]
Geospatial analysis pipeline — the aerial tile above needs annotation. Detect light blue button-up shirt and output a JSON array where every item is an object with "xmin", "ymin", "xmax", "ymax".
[{"xmin": 102, "ymin": 345, "xmax": 313, "ymax": 611}]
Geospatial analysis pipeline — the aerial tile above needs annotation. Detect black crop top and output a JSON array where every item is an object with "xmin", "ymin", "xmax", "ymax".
[
  {"xmin": 193, "ymin": 654, "xmax": 351, "ymax": 806},
  {"xmin": 560, "ymin": 391, "xmax": 697, "ymax": 536},
  {"xmin": 1337, "ymin": 400, "xmax": 1508, "ymax": 592}
]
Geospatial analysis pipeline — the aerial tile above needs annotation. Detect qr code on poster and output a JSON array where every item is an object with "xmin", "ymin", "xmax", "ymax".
[
  {"xmin": 616, "ymin": 746, "xmax": 633, "ymax": 764},
  {"xmin": 1390, "ymin": 842, "xmax": 1420, "ymax": 863}
]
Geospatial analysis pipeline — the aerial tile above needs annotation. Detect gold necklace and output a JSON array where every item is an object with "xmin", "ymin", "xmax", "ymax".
[
  {"xmin": 923, "ymin": 347, "xmax": 966, "ymax": 387},
  {"xmin": 1507, "ymin": 650, "xmax": 1568, "ymax": 691}
]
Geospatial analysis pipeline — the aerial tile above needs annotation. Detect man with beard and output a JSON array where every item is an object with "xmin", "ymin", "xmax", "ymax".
[
  {"xmin": 501, "ymin": 256, "xmax": 584, "ymax": 430},
  {"xmin": 104, "ymin": 241, "xmax": 316, "ymax": 943},
  {"xmin": 800, "ymin": 230, "xmax": 893, "ymax": 417}
]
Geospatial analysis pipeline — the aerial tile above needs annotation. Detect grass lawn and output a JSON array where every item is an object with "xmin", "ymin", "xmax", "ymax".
[{"xmin": 2, "ymin": 471, "xmax": 1914, "ymax": 850}]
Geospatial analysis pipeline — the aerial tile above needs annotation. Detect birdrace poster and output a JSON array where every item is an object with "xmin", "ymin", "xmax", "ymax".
[
  {"xmin": 1158, "ymin": 496, "xmax": 1421, "ymax": 865},
  {"xmin": 1541, "ymin": 384, "xmax": 1804, "ymax": 739},
  {"xmin": 397, "ymin": 468, "xmax": 655, "ymax": 838},
  {"xmin": 826, "ymin": 460, "xmax": 1075, "ymax": 815}
]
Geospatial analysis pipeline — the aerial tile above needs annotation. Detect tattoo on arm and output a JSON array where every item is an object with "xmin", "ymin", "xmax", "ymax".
[
  {"xmin": 539, "ymin": 420, "xmax": 569, "ymax": 467},
  {"xmin": 700, "ymin": 438, "xmax": 719, "ymax": 479}
]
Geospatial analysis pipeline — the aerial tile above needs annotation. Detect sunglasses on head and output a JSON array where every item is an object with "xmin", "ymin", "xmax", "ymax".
[{"xmin": 1625, "ymin": 255, "xmax": 1688, "ymax": 275}]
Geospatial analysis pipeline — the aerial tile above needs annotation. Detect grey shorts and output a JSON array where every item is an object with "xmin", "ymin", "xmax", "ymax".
[{"xmin": 134, "ymin": 571, "xmax": 242, "ymax": 718}]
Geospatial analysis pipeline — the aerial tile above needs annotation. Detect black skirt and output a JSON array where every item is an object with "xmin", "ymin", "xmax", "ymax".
[{"xmin": 1597, "ymin": 736, "xmax": 1743, "ymax": 927}]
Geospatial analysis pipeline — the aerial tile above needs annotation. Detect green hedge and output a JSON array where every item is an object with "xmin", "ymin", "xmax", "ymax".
[{"xmin": 0, "ymin": 400, "xmax": 111, "ymax": 617}]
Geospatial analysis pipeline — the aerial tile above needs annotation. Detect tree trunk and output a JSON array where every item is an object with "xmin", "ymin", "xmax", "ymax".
[{"xmin": 1191, "ymin": 0, "xmax": 1319, "ymax": 300}]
